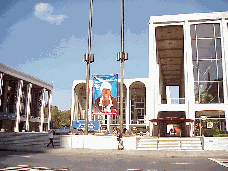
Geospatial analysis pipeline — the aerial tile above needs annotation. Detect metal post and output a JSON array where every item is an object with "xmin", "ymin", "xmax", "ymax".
[
  {"xmin": 85, "ymin": 0, "xmax": 93, "ymax": 135},
  {"xmin": 119, "ymin": 0, "xmax": 124, "ymax": 133}
]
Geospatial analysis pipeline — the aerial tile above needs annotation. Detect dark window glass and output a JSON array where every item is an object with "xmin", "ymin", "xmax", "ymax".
[
  {"xmin": 194, "ymin": 82, "xmax": 199, "ymax": 103},
  {"xmin": 190, "ymin": 25, "xmax": 196, "ymax": 38},
  {"xmin": 218, "ymin": 60, "xmax": 223, "ymax": 80},
  {"xmin": 198, "ymin": 39, "xmax": 215, "ymax": 59},
  {"xmin": 191, "ymin": 39, "xmax": 197, "ymax": 60},
  {"xmin": 216, "ymin": 39, "xmax": 222, "ymax": 58},
  {"xmin": 215, "ymin": 24, "xmax": 221, "ymax": 37},
  {"xmin": 219, "ymin": 82, "xmax": 224, "ymax": 103},
  {"xmin": 197, "ymin": 24, "xmax": 214, "ymax": 38},
  {"xmin": 199, "ymin": 82, "xmax": 218, "ymax": 103},
  {"xmin": 193, "ymin": 60, "xmax": 198, "ymax": 81},
  {"xmin": 198, "ymin": 60, "xmax": 217, "ymax": 81}
]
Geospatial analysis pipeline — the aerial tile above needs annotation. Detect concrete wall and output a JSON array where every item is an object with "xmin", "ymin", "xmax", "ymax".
[
  {"xmin": 204, "ymin": 137, "xmax": 228, "ymax": 150},
  {"xmin": 60, "ymin": 135, "xmax": 137, "ymax": 150},
  {"xmin": 60, "ymin": 135, "xmax": 118, "ymax": 149}
]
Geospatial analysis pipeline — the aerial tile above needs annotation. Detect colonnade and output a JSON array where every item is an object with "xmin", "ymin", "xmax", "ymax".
[{"xmin": 0, "ymin": 72, "xmax": 52, "ymax": 132}]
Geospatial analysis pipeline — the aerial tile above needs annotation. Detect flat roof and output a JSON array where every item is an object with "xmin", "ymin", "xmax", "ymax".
[
  {"xmin": 149, "ymin": 11, "xmax": 228, "ymax": 23},
  {"xmin": 0, "ymin": 63, "xmax": 53, "ymax": 91}
]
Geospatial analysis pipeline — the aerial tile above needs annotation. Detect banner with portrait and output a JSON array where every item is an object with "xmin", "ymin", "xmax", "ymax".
[{"xmin": 92, "ymin": 74, "xmax": 118, "ymax": 115}]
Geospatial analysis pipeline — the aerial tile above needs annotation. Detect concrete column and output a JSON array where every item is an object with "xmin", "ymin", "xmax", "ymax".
[
  {"xmin": 25, "ymin": 83, "xmax": 32, "ymax": 131},
  {"xmin": 40, "ymin": 88, "xmax": 45, "ymax": 132},
  {"xmin": 184, "ymin": 20, "xmax": 195, "ymax": 126},
  {"xmin": 0, "ymin": 72, "xmax": 3, "ymax": 106},
  {"xmin": 47, "ymin": 90, "xmax": 52, "ymax": 131},
  {"xmin": 221, "ymin": 18, "xmax": 228, "ymax": 105},
  {"xmin": 126, "ymin": 85, "xmax": 130, "ymax": 131},
  {"xmin": 148, "ymin": 22, "xmax": 156, "ymax": 134},
  {"xmin": 3, "ymin": 81, "xmax": 9, "ymax": 115},
  {"xmin": 15, "ymin": 80, "xmax": 23, "ymax": 132}
]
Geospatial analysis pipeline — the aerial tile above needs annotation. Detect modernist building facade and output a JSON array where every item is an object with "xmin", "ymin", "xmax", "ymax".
[
  {"xmin": 0, "ymin": 63, "xmax": 53, "ymax": 132},
  {"xmin": 71, "ymin": 11, "xmax": 228, "ymax": 137}
]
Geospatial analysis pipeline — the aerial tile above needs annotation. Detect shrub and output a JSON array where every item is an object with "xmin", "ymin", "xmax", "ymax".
[{"xmin": 214, "ymin": 134, "xmax": 228, "ymax": 137}]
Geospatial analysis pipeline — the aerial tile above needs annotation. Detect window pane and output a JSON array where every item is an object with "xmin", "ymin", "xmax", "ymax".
[
  {"xmin": 215, "ymin": 24, "xmax": 221, "ymax": 37},
  {"xmin": 199, "ymin": 82, "xmax": 218, "ymax": 103},
  {"xmin": 194, "ymin": 82, "xmax": 199, "ymax": 103},
  {"xmin": 190, "ymin": 25, "xmax": 196, "ymax": 38},
  {"xmin": 216, "ymin": 39, "xmax": 222, "ymax": 59},
  {"xmin": 191, "ymin": 39, "xmax": 197, "ymax": 60},
  {"xmin": 198, "ymin": 39, "xmax": 215, "ymax": 59},
  {"xmin": 193, "ymin": 60, "xmax": 198, "ymax": 81},
  {"xmin": 218, "ymin": 59, "xmax": 223, "ymax": 80},
  {"xmin": 199, "ymin": 60, "xmax": 217, "ymax": 81},
  {"xmin": 219, "ymin": 82, "xmax": 224, "ymax": 103},
  {"xmin": 197, "ymin": 24, "xmax": 214, "ymax": 38}
]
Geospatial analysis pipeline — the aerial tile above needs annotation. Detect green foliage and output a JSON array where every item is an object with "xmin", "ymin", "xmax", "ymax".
[
  {"xmin": 214, "ymin": 134, "xmax": 228, "ymax": 137},
  {"xmin": 51, "ymin": 107, "xmax": 71, "ymax": 129},
  {"xmin": 200, "ymin": 90, "xmax": 213, "ymax": 103},
  {"xmin": 202, "ymin": 119, "xmax": 222, "ymax": 137}
]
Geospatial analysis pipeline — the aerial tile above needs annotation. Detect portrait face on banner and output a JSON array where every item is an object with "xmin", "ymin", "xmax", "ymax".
[{"xmin": 92, "ymin": 74, "xmax": 118, "ymax": 115}]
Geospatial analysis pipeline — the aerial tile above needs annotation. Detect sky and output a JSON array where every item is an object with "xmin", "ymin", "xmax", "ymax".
[{"xmin": 1, "ymin": 0, "xmax": 228, "ymax": 111}]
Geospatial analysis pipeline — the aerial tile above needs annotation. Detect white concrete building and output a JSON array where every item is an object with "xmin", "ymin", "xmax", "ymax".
[{"xmin": 71, "ymin": 11, "xmax": 228, "ymax": 137}]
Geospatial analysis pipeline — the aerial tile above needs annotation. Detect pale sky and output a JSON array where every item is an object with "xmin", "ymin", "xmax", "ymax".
[{"xmin": 1, "ymin": 0, "xmax": 227, "ymax": 110}]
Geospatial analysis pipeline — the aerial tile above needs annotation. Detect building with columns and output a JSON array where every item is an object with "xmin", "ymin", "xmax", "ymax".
[
  {"xmin": 71, "ymin": 11, "xmax": 228, "ymax": 137},
  {"xmin": 0, "ymin": 63, "xmax": 53, "ymax": 132}
]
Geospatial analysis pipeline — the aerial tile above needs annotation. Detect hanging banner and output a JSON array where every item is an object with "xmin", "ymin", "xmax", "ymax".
[{"xmin": 92, "ymin": 74, "xmax": 118, "ymax": 115}]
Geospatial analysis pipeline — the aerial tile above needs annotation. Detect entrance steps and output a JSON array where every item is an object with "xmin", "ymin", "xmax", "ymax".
[{"xmin": 136, "ymin": 137, "xmax": 203, "ymax": 150}]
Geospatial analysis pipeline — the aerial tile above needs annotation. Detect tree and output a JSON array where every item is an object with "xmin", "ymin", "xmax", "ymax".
[{"xmin": 51, "ymin": 106, "xmax": 71, "ymax": 128}]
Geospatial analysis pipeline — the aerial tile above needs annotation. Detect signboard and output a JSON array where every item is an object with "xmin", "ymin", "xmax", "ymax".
[
  {"xmin": 92, "ymin": 74, "xmax": 118, "ymax": 115},
  {"xmin": 207, "ymin": 122, "xmax": 213, "ymax": 128},
  {"xmin": 72, "ymin": 120, "xmax": 100, "ymax": 130}
]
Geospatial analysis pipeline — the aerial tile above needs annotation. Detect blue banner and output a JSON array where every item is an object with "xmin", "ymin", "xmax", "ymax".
[
  {"xmin": 72, "ymin": 120, "xmax": 100, "ymax": 130},
  {"xmin": 92, "ymin": 74, "xmax": 118, "ymax": 115}
]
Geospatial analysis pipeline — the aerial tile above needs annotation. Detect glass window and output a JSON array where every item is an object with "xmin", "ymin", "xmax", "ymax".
[
  {"xmin": 198, "ymin": 60, "xmax": 217, "ymax": 81},
  {"xmin": 216, "ymin": 39, "xmax": 222, "ymax": 58},
  {"xmin": 198, "ymin": 39, "xmax": 215, "ymax": 59},
  {"xmin": 190, "ymin": 25, "xmax": 196, "ymax": 38},
  {"xmin": 218, "ymin": 60, "xmax": 223, "ymax": 80},
  {"xmin": 215, "ymin": 24, "xmax": 221, "ymax": 37},
  {"xmin": 193, "ymin": 60, "xmax": 198, "ymax": 81},
  {"xmin": 191, "ymin": 39, "xmax": 197, "ymax": 60},
  {"xmin": 191, "ymin": 23, "xmax": 223, "ymax": 104},
  {"xmin": 199, "ymin": 82, "xmax": 218, "ymax": 103},
  {"xmin": 197, "ymin": 24, "xmax": 214, "ymax": 38}
]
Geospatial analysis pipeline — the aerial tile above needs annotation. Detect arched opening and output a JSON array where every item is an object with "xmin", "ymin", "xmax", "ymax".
[
  {"xmin": 73, "ymin": 83, "xmax": 86, "ymax": 120},
  {"xmin": 129, "ymin": 81, "xmax": 146, "ymax": 125}
]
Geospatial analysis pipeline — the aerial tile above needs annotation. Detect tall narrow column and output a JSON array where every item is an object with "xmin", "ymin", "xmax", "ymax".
[
  {"xmin": 25, "ymin": 83, "xmax": 32, "ymax": 131},
  {"xmin": 126, "ymin": 85, "xmax": 130, "ymax": 131},
  {"xmin": 47, "ymin": 90, "xmax": 52, "ymax": 131},
  {"xmin": 84, "ymin": 0, "xmax": 94, "ymax": 135},
  {"xmin": 117, "ymin": 0, "xmax": 128, "ymax": 133},
  {"xmin": 3, "ymin": 81, "xmax": 9, "ymax": 115},
  {"xmin": 40, "ymin": 88, "xmax": 45, "ymax": 132},
  {"xmin": 0, "ymin": 73, "xmax": 3, "ymax": 107},
  {"xmin": 15, "ymin": 80, "xmax": 23, "ymax": 132}
]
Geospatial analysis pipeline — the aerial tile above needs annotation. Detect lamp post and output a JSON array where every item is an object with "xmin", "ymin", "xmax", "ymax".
[
  {"xmin": 117, "ymin": 0, "xmax": 128, "ymax": 133},
  {"xmin": 84, "ymin": 0, "xmax": 94, "ymax": 135}
]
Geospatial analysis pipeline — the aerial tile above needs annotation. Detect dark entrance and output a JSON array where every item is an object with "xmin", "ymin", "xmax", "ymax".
[{"xmin": 150, "ymin": 111, "xmax": 192, "ymax": 137}]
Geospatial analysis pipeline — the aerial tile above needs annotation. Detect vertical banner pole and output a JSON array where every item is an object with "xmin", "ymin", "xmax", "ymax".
[{"xmin": 120, "ymin": 0, "xmax": 125, "ymax": 133}]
